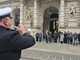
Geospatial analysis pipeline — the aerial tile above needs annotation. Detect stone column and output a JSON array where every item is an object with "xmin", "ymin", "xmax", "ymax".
[
  {"xmin": 33, "ymin": 0, "xmax": 38, "ymax": 28},
  {"xmin": 20, "ymin": 0, "xmax": 23, "ymax": 24},
  {"xmin": 59, "ymin": 0, "xmax": 65, "ymax": 27}
]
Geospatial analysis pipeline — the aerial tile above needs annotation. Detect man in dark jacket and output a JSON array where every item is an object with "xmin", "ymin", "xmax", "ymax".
[{"xmin": 0, "ymin": 7, "xmax": 35, "ymax": 60}]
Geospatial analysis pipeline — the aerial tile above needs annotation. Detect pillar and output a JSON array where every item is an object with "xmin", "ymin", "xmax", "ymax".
[
  {"xmin": 20, "ymin": 0, "xmax": 23, "ymax": 24},
  {"xmin": 33, "ymin": 0, "xmax": 38, "ymax": 28},
  {"xmin": 59, "ymin": 0, "xmax": 65, "ymax": 27}
]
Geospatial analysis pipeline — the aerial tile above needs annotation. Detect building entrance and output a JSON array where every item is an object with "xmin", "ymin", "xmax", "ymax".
[
  {"xmin": 49, "ymin": 20, "xmax": 58, "ymax": 34},
  {"xmin": 49, "ymin": 13, "xmax": 58, "ymax": 34},
  {"xmin": 43, "ymin": 6, "xmax": 58, "ymax": 34}
]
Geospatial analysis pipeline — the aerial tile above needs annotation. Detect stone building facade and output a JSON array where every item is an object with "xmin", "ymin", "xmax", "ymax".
[{"xmin": 0, "ymin": 0, "xmax": 80, "ymax": 35}]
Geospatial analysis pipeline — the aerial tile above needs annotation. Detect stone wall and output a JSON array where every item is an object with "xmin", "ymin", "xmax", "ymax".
[
  {"xmin": 64, "ymin": 1, "xmax": 80, "ymax": 27},
  {"xmin": 23, "ymin": 0, "xmax": 34, "ymax": 30},
  {"xmin": 1, "ymin": 0, "xmax": 80, "ymax": 33},
  {"xmin": 37, "ymin": 0, "xmax": 59, "ymax": 31},
  {"xmin": 59, "ymin": 0, "xmax": 80, "ymax": 32}
]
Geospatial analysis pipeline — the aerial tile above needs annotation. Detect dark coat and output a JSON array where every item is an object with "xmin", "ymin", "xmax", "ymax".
[{"xmin": 0, "ymin": 26, "xmax": 35, "ymax": 60}]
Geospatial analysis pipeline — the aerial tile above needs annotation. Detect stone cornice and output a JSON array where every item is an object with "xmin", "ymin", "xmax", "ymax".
[{"xmin": 0, "ymin": 0, "xmax": 20, "ymax": 5}]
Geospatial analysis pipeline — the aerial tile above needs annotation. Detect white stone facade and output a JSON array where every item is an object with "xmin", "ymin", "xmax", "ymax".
[{"xmin": 0, "ymin": 0, "xmax": 80, "ymax": 35}]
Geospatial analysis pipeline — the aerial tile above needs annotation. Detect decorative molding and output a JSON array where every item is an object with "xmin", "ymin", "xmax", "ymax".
[{"xmin": 0, "ymin": 0, "xmax": 19, "ymax": 5}]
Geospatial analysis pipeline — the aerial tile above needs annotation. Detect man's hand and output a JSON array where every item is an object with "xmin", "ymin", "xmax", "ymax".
[{"xmin": 15, "ymin": 24, "xmax": 25, "ymax": 34}]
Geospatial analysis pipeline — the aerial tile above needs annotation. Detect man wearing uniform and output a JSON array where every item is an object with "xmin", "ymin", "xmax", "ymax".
[{"xmin": 0, "ymin": 7, "xmax": 35, "ymax": 60}]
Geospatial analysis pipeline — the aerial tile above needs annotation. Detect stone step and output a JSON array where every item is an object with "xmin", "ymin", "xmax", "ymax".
[
  {"xmin": 21, "ymin": 57, "xmax": 42, "ymax": 60},
  {"xmin": 21, "ymin": 49, "xmax": 80, "ymax": 60},
  {"xmin": 21, "ymin": 56, "xmax": 80, "ymax": 60}
]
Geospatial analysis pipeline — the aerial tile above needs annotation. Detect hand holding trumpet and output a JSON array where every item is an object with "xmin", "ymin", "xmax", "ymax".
[{"xmin": 15, "ymin": 24, "xmax": 25, "ymax": 34}]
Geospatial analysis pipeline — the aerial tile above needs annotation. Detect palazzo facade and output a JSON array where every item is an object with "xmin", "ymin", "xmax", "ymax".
[{"xmin": 0, "ymin": 0, "xmax": 80, "ymax": 35}]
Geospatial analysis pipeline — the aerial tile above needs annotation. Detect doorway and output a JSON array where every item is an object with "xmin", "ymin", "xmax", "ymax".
[{"xmin": 43, "ymin": 6, "xmax": 58, "ymax": 34}]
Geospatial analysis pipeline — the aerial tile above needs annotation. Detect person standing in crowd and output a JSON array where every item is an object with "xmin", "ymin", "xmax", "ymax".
[
  {"xmin": 78, "ymin": 33, "xmax": 80, "ymax": 45},
  {"xmin": 66, "ymin": 31, "xmax": 70, "ymax": 44},
  {"xmin": 64, "ymin": 31, "xmax": 67, "ymax": 43},
  {"xmin": 60, "ymin": 32, "xmax": 64, "ymax": 44},
  {"xmin": 48, "ymin": 31, "xmax": 52, "ymax": 43},
  {"xmin": 38, "ymin": 30, "xmax": 42, "ymax": 42},
  {"xmin": 45, "ymin": 30, "xmax": 49, "ymax": 43},
  {"xmin": 36, "ymin": 32, "xmax": 39, "ymax": 42},
  {"xmin": 58, "ymin": 30, "xmax": 61, "ymax": 43},
  {"xmin": 0, "ymin": 7, "xmax": 35, "ymax": 60},
  {"xmin": 73, "ymin": 32, "xmax": 78, "ymax": 46},
  {"xmin": 70, "ymin": 32, "xmax": 73, "ymax": 44},
  {"xmin": 53, "ymin": 31, "xmax": 58, "ymax": 43}
]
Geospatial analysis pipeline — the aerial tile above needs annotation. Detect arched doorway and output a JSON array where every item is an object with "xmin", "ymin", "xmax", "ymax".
[
  {"xmin": 43, "ymin": 6, "xmax": 59, "ymax": 34},
  {"xmin": 13, "ymin": 7, "xmax": 20, "ymax": 26}
]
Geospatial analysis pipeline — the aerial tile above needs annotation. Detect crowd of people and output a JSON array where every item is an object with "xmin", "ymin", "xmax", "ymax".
[{"xmin": 36, "ymin": 30, "xmax": 80, "ymax": 46}]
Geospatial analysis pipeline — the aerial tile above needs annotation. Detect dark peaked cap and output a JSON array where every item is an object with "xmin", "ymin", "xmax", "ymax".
[{"xmin": 0, "ymin": 7, "xmax": 12, "ymax": 20}]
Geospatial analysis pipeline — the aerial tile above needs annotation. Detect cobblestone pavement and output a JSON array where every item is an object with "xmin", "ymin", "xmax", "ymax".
[{"xmin": 21, "ymin": 42, "xmax": 80, "ymax": 60}]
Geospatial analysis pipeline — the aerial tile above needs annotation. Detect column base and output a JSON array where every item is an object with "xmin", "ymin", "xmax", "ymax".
[
  {"xmin": 59, "ymin": 27, "xmax": 80, "ymax": 33},
  {"xmin": 68, "ymin": 18, "xmax": 77, "ymax": 27},
  {"xmin": 59, "ymin": 24, "xmax": 65, "ymax": 28}
]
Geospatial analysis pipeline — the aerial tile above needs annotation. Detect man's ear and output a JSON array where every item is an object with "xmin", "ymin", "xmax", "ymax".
[{"xmin": 3, "ymin": 18, "xmax": 8, "ymax": 25}]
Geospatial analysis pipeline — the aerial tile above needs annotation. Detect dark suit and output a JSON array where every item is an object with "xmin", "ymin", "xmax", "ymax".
[{"xmin": 0, "ymin": 26, "xmax": 35, "ymax": 60}]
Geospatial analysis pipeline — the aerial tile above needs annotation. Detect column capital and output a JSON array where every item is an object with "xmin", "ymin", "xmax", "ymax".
[
  {"xmin": 20, "ymin": 0, "xmax": 24, "ymax": 4},
  {"xmin": 20, "ymin": 0, "xmax": 23, "ymax": 2},
  {"xmin": 60, "ymin": 0, "xmax": 65, "ymax": 4},
  {"xmin": 34, "ymin": 0, "xmax": 38, "ymax": 2},
  {"xmin": 60, "ymin": 0, "xmax": 65, "ymax": 1},
  {"xmin": 34, "ymin": 0, "xmax": 38, "ymax": 4}
]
